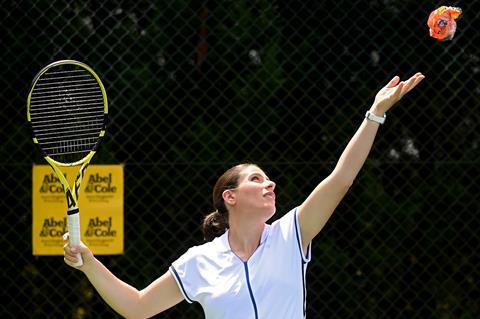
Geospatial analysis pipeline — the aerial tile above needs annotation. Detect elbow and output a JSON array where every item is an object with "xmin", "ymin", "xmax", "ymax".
[
  {"xmin": 339, "ymin": 180, "xmax": 352, "ymax": 195},
  {"xmin": 330, "ymin": 173, "xmax": 354, "ymax": 193},
  {"xmin": 123, "ymin": 292, "xmax": 165, "ymax": 319},
  {"xmin": 122, "ymin": 299, "xmax": 146, "ymax": 319},
  {"xmin": 337, "ymin": 174, "xmax": 354, "ymax": 189},
  {"xmin": 344, "ymin": 178, "xmax": 354, "ymax": 190}
]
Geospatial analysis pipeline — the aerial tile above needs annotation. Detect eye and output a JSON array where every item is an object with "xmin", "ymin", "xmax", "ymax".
[{"xmin": 250, "ymin": 175, "xmax": 262, "ymax": 182}]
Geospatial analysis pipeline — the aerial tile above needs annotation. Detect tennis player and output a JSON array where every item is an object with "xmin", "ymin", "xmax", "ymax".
[{"xmin": 64, "ymin": 72, "xmax": 425, "ymax": 318}]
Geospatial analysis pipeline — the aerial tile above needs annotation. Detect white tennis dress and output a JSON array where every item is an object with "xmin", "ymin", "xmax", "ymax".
[{"xmin": 169, "ymin": 208, "xmax": 311, "ymax": 319}]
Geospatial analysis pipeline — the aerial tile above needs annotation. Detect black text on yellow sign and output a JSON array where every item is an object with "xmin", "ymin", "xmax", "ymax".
[{"xmin": 32, "ymin": 165, "xmax": 124, "ymax": 255}]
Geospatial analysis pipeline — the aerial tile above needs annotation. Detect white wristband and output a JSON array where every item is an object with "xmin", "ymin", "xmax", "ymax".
[{"xmin": 365, "ymin": 110, "xmax": 386, "ymax": 124}]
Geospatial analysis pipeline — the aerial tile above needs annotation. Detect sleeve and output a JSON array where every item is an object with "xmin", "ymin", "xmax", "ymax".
[
  {"xmin": 169, "ymin": 247, "xmax": 201, "ymax": 304},
  {"xmin": 276, "ymin": 207, "xmax": 311, "ymax": 263}
]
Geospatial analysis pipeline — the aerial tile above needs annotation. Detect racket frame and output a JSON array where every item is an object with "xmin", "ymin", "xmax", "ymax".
[{"xmin": 27, "ymin": 60, "xmax": 108, "ymax": 266}]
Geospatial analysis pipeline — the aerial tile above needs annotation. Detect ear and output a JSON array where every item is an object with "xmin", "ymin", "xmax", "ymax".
[{"xmin": 222, "ymin": 189, "xmax": 236, "ymax": 206}]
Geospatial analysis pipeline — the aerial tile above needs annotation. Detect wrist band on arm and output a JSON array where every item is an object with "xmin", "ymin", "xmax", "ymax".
[{"xmin": 365, "ymin": 110, "xmax": 386, "ymax": 124}]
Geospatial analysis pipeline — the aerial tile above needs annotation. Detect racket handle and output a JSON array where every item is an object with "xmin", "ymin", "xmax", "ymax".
[{"xmin": 67, "ymin": 208, "xmax": 83, "ymax": 267}]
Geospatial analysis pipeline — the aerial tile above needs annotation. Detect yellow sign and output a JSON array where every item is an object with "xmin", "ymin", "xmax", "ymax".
[{"xmin": 32, "ymin": 165, "xmax": 124, "ymax": 255}]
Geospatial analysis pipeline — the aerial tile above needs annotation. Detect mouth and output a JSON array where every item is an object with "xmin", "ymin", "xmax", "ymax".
[{"xmin": 264, "ymin": 192, "xmax": 275, "ymax": 200}]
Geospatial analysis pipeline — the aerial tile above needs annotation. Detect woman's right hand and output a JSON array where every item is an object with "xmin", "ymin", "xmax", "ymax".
[{"xmin": 63, "ymin": 232, "xmax": 95, "ymax": 270}]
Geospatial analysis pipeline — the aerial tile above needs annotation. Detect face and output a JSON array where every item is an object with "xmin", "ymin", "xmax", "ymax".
[{"xmin": 223, "ymin": 165, "xmax": 276, "ymax": 220}]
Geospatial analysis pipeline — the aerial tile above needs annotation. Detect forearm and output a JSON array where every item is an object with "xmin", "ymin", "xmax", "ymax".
[
  {"xmin": 82, "ymin": 258, "xmax": 141, "ymax": 318},
  {"xmin": 298, "ymin": 73, "xmax": 424, "ymax": 246},
  {"xmin": 332, "ymin": 115, "xmax": 381, "ymax": 184},
  {"xmin": 298, "ymin": 114, "xmax": 381, "ymax": 248}
]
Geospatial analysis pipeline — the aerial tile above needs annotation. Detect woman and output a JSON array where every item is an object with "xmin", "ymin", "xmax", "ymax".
[{"xmin": 64, "ymin": 73, "xmax": 425, "ymax": 318}]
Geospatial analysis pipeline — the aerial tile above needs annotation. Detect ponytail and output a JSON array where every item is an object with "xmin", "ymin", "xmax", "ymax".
[{"xmin": 202, "ymin": 210, "xmax": 228, "ymax": 241}]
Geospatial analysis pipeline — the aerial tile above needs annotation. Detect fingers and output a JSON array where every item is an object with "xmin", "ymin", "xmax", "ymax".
[
  {"xmin": 64, "ymin": 248, "xmax": 83, "ymax": 268},
  {"xmin": 63, "ymin": 232, "xmax": 83, "ymax": 268},
  {"xmin": 386, "ymin": 75, "xmax": 400, "ymax": 88},
  {"xmin": 64, "ymin": 254, "xmax": 81, "ymax": 267},
  {"xmin": 409, "ymin": 72, "xmax": 425, "ymax": 90},
  {"xmin": 400, "ymin": 72, "xmax": 425, "ymax": 96},
  {"xmin": 388, "ymin": 72, "xmax": 424, "ymax": 89}
]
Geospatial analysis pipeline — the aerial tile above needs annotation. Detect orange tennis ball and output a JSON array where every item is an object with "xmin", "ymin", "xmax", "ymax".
[{"xmin": 427, "ymin": 6, "xmax": 462, "ymax": 41}]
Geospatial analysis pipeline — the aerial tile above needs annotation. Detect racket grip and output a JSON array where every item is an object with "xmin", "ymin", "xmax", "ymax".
[{"xmin": 67, "ymin": 208, "xmax": 83, "ymax": 266}]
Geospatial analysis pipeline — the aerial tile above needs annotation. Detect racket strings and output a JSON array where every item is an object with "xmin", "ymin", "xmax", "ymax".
[
  {"xmin": 29, "ymin": 96, "xmax": 104, "ymax": 109},
  {"xmin": 29, "ymin": 66, "xmax": 106, "ymax": 162}
]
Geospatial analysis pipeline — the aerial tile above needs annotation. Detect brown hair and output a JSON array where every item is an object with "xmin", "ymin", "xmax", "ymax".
[{"xmin": 202, "ymin": 163, "xmax": 256, "ymax": 241}]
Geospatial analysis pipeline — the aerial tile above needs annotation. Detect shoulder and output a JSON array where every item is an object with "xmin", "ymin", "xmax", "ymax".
[
  {"xmin": 270, "ymin": 207, "xmax": 298, "ymax": 234},
  {"xmin": 267, "ymin": 207, "xmax": 310, "ymax": 262}
]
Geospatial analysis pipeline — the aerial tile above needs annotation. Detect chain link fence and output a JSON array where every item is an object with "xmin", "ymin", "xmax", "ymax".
[{"xmin": 2, "ymin": 0, "xmax": 479, "ymax": 318}]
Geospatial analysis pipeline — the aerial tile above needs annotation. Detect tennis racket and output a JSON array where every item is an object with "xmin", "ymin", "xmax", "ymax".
[{"xmin": 27, "ymin": 60, "xmax": 108, "ymax": 266}]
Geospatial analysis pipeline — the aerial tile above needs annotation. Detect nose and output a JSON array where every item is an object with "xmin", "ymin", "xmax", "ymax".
[{"xmin": 266, "ymin": 180, "xmax": 276, "ymax": 191}]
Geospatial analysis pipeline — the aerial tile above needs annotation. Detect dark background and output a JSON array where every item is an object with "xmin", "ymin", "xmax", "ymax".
[{"xmin": 1, "ymin": 0, "xmax": 479, "ymax": 318}]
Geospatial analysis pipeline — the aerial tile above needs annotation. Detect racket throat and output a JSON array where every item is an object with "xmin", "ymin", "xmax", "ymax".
[
  {"xmin": 74, "ymin": 162, "xmax": 89, "ymax": 200},
  {"xmin": 67, "ymin": 207, "xmax": 80, "ymax": 215},
  {"xmin": 66, "ymin": 189, "xmax": 77, "ymax": 209}
]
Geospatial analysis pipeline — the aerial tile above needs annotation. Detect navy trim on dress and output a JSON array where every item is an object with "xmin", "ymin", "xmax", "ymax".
[
  {"xmin": 293, "ymin": 208, "xmax": 308, "ymax": 318},
  {"xmin": 170, "ymin": 265, "xmax": 194, "ymax": 303},
  {"xmin": 244, "ymin": 262, "xmax": 259, "ymax": 319}
]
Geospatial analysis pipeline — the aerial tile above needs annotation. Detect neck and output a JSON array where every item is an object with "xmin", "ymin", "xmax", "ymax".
[{"xmin": 228, "ymin": 217, "xmax": 265, "ymax": 262}]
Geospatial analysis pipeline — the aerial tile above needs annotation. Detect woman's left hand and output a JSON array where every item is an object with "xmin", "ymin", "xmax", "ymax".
[{"xmin": 370, "ymin": 72, "xmax": 425, "ymax": 115}]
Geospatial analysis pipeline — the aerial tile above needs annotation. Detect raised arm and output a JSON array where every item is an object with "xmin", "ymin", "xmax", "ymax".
[
  {"xmin": 297, "ymin": 73, "xmax": 425, "ymax": 251},
  {"xmin": 63, "ymin": 235, "xmax": 184, "ymax": 319}
]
